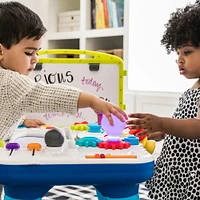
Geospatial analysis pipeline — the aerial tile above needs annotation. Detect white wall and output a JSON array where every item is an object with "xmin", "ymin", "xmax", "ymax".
[
  {"xmin": 128, "ymin": 0, "xmax": 196, "ymax": 93},
  {"xmin": 124, "ymin": 91, "xmax": 180, "ymax": 116}
]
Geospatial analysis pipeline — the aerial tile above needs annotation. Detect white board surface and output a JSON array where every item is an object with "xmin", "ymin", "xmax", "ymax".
[{"xmin": 26, "ymin": 63, "xmax": 120, "ymax": 126}]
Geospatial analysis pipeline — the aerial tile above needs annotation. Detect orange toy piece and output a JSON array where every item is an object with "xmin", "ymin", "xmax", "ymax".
[
  {"xmin": 40, "ymin": 125, "xmax": 55, "ymax": 129},
  {"xmin": 85, "ymin": 154, "xmax": 137, "ymax": 159},
  {"xmin": 27, "ymin": 143, "xmax": 42, "ymax": 151}
]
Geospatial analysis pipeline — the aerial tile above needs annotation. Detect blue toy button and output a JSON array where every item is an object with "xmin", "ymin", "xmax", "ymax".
[
  {"xmin": 123, "ymin": 136, "xmax": 139, "ymax": 145},
  {"xmin": 87, "ymin": 122, "xmax": 103, "ymax": 133},
  {"xmin": 76, "ymin": 137, "xmax": 102, "ymax": 147}
]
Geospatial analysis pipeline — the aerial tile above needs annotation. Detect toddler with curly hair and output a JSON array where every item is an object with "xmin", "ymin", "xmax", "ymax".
[{"xmin": 127, "ymin": 1, "xmax": 200, "ymax": 199}]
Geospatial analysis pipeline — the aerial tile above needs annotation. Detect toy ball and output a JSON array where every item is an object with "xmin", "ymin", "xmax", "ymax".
[
  {"xmin": 101, "ymin": 114, "xmax": 126, "ymax": 137},
  {"xmin": 45, "ymin": 128, "xmax": 64, "ymax": 147}
]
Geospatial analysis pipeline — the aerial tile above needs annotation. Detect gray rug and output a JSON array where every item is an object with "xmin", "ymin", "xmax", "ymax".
[{"xmin": 43, "ymin": 183, "xmax": 150, "ymax": 200}]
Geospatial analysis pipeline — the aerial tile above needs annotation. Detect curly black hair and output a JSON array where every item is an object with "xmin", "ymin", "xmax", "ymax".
[{"xmin": 161, "ymin": 1, "xmax": 200, "ymax": 54}]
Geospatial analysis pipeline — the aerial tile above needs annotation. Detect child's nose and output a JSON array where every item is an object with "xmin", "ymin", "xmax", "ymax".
[
  {"xmin": 177, "ymin": 56, "xmax": 185, "ymax": 65},
  {"xmin": 31, "ymin": 54, "xmax": 38, "ymax": 64}
]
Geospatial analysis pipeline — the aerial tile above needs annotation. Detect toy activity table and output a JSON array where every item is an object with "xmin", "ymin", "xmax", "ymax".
[
  {"xmin": 0, "ymin": 50, "xmax": 154, "ymax": 200},
  {"xmin": 0, "ymin": 124, "xmax": 154, "ymax": 200}
]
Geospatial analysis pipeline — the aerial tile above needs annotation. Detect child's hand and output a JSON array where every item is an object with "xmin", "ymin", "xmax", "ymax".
[
  {"xmin": 126, "ymin": 113, "xmax": 162, "ymax": 135},
  {"xmin": 147, "ymin": 131, "xmax": 165, "ymax": 142},
  {"xmin": 23, "ymin": 119, "xmax": 45, "ymax": 128},
  {"xmin": 91, "ymin": 98, "xmax": 127, "ymax": 126}
]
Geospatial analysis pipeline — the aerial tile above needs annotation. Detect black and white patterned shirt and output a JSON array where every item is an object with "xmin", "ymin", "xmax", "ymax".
[
  {"xmin": 146, "ymin": 88, "xmax": 200, "ymax": 200},
  {"xmin": 0, "ymin": 67, "xmax": 81, "ymax": 141}
]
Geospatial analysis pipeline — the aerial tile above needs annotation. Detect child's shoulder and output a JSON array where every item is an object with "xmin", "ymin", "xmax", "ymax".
[
  {"xmin": 182, "ymin": 87, "xmax": 200, "ymax": 94},
  {"xmin": 0, "ymin": 68, "xmax": 33, "ymax": 86},
  {"xmin": 0, "ymin": 67, "xmax": 24, "ymax": 78},
  {"xmin": 179, "ymin": 88, "xmax": 200, "ymax": 101},
  {"xmin": 0, "ymin": 67, "xmax": 17, "ymax": 75},
  {"xmin": 0, "ymin": 67, "xmax": 14, "ymax": 79}
]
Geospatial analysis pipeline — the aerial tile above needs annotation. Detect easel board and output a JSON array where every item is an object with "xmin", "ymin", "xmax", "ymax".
[{"xmin": 27, "ymin": 49, "xmax": 127, "ymax": 126}]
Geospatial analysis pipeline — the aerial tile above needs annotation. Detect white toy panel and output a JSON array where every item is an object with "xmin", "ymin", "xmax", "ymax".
[
  {"xmin": 27, "ymin": 63, "xmax": 119, "ymax": 126},
  {"xmin": 0, "ymin": 128, "xmax": 154, "ymax": 165}
]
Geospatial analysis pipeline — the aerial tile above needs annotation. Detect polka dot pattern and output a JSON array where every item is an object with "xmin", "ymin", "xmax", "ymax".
[{"xmin": 146, "ymin": 88, "xmax": 200, "ymax": 199}]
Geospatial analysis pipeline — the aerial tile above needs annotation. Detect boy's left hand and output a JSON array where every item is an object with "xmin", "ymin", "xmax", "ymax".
[{"xmin": 23, "ymin": 119, "xmax": 45, "ymax": 128}]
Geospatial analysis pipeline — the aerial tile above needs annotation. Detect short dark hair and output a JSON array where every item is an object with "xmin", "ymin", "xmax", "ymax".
[
  {"xmin": 0, "ymin": 1, "xmax": 47, "ymax": 49},
  {"xmin": 161, "ymin": 1, "xmax": 200, "ymax": 54}
]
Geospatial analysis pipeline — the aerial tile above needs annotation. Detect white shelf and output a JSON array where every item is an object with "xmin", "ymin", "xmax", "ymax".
[
  {"xmin": 32, "ymin": 0, "xmax": 129, "ymax": 69},
  {"xmin": 85, "ymin": 27, "xmax": 124, "ymax": 38},
  {"xmin": 47, "ymin": 31, "xmax": 81, "ymax": 40},
  {"xmin": 47, "ymin": 27, "xmax": 124, "ymax": 41}
]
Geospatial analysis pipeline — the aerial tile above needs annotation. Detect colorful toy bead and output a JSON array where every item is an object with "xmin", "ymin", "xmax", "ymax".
[{"xmin": 0, "ymin": 140, "xmax": 5, "ymax": 147}]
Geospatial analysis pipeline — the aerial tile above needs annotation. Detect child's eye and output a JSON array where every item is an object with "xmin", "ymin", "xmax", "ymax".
[
  {"xmin": 25, "ymin": 52, "xmax": 33, "ymax": 56},
  {"xmin": 184, "ymin": 50, "xmax": 192, "ymax": 55}
]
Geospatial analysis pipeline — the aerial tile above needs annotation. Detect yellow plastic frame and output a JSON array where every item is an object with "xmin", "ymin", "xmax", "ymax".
[{"xmin": 38, "ymin": 49, "xmax": 127, "ymax": 110}]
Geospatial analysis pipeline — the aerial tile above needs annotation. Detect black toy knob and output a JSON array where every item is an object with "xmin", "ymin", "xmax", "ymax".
[{"xmin": 44, "ymin": 128, "xmax": 64, "ymax": 147}]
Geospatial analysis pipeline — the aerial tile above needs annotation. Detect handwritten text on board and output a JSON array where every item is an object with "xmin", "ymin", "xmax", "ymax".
[
  {"xmin": 43, "ymin": 112, "xmax": 84, "ymax": 120},
  {"xmin": 81, "ymin": 77, "xmax": 103, "ymax": 92},
  {"xmin": 34, "ymin": 70, "xmax": 74, "ymax": 84}
]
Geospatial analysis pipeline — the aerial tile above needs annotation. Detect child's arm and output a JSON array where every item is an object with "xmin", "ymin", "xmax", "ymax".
[
  {"xmin": 7, "ymin": 70, "xmax": 127, "ymax": 125},
  {"xmin": 127, "ymin": 113, "xmax": 200, "ymax": 139}
]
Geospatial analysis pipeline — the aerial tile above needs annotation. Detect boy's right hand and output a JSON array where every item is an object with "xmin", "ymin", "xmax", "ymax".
[
  {"xmin": 77, "ymin": 92, "xmax": 127, "ymax": 126},
  {"xmin": 92, "ymin": 99, "xmax": 128, "ymax": 126}
]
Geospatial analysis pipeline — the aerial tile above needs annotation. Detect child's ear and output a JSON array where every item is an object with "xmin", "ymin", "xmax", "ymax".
[{"xmin": 0, "ymin": 44, "xmax": 4, "ymax": 60}]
